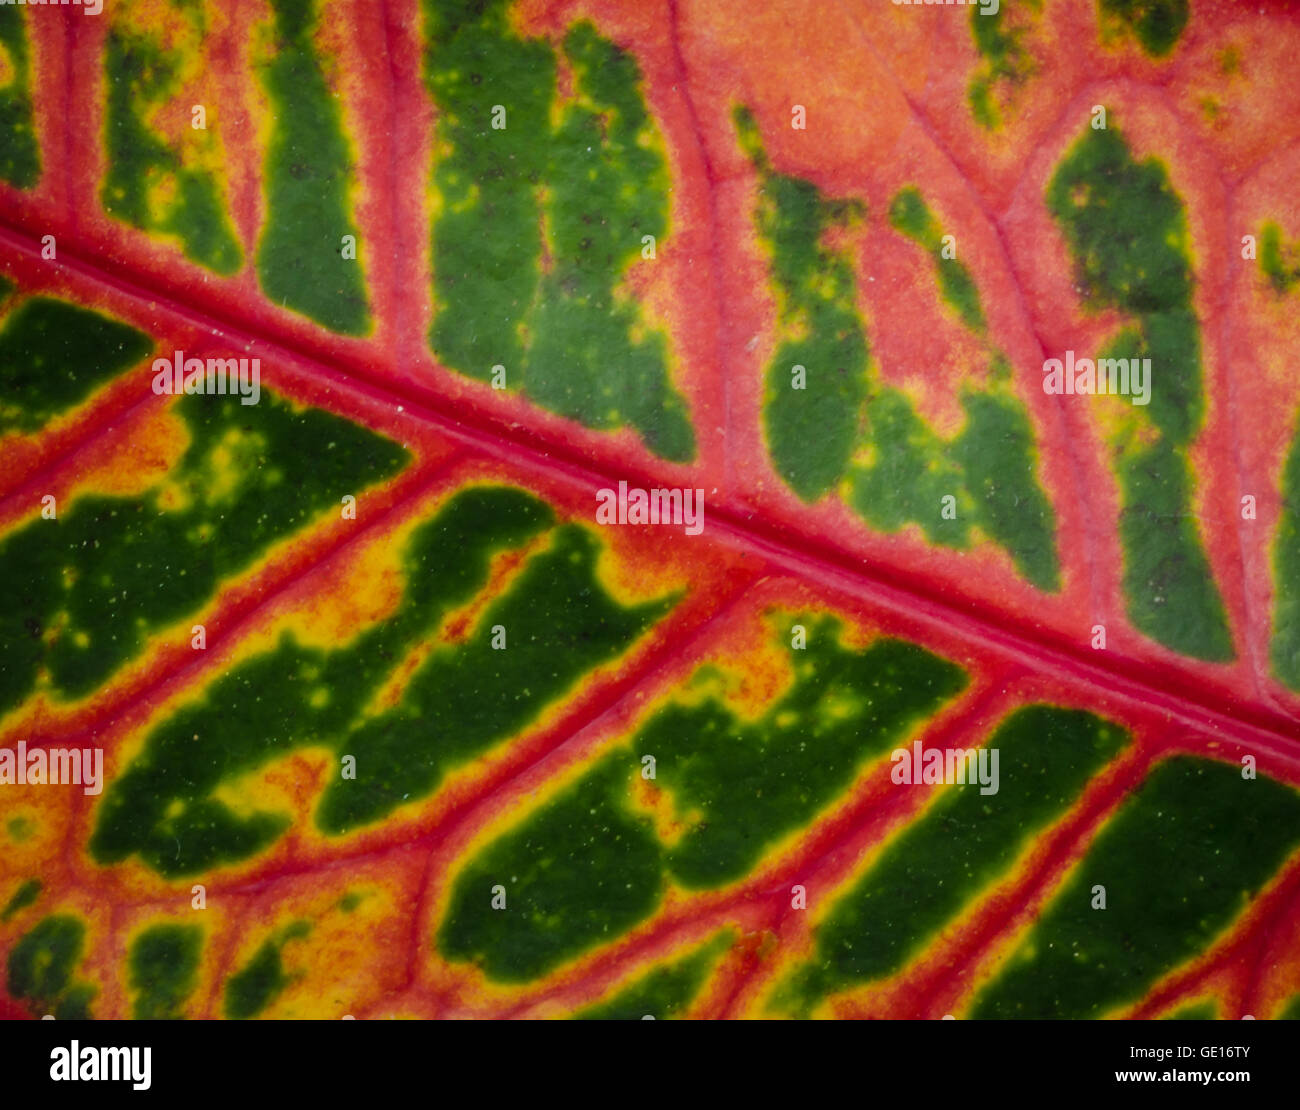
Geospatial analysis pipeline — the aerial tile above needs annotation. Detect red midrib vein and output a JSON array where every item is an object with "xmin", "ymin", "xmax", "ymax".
[{"xmin": 0, "ymin": 217, "xmax": 1298, "ymax": 763}]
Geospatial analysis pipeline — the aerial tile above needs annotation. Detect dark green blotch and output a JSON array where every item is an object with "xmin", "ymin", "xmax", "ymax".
[
  {"xmin": 223, "ymin": 921, "xmax": 309, "ymax": 1019},
  {"xmin": 968, "ymin": 80, "xmax": 998, "ymax": 133},
  {"xmin": 659, "ymin": 632, "xmax": 967, "ymax": 888},
  {"xmin": 736, "ymin": 106, "xmax": 868, "ymax": 501},
  {"xmin": 1118, "ymin": 439, "xmax": 1233, "ymax": 661},
  {"xmin": 6, "ymin": 914, "xmax": 96, "ymax": 1018},
  {"xmin": 102, "ymin": 28, "xmax": 242, "ymax": 274},
  {"xmin": 6, "ymin": 815, "xmax": 34, "ymax": 841},
  {"xmin": 424, "ymin": 1, "xmax": 694, "ymax": 461},
  {"xmin": 777, "ymin": 706, "xmax": 1127, "ymax": 1014},
  {"xmin": 1047, "ymin": 122, "xmax": 1232, "ymax": 661},
  {"xmin": 436, "ymin": 758, "xmax": 665, "ymax": 984},
  {"xmin": 954, "ymin": 390, "xmax": 1060, "ymax": 590},
  {"xmin": 1047, "ymin": 127, "xmax": 1198, "ymax": 437},
  {"xmin": 130, "ymin": 923, "xmax": 203, "ymax": 1019},
  {"xmin": 1, "ymin": 388, "xmax": 409, "ymax": 716},
  {"xmin": 1165, "ymin": 1000, "xmax": 1216, "ymax": 1020},
  {"xmin": 1099, "ymin": 0, "xmax": 1188, "ymax": 57},
  {"xmin": 0, "ymin": 298, "xmax": 153, "ymax": 434},
  {"xmin": 438, "ymin": 615, "xmax": 966, "ymax": 981},
  {"xmin": 967, "ymin": 1, "xmax": 1041, "ymax": 131},
  {"xmin": 425, "ymin": 0, "xmax": 551, "ymax": 384},
  {"xmin": 54, "ymin": 982, "xmax": 97, "ymax": 1021},
  {"xmin": 972, "ymin": 756, "xmax": 1300, "ymax": 1018},
  {"xmin": 888, "ymin": 187, "xmax": 985, "ymax": 332},
  {"xmin": 1259, "ymin": 222, "xmax": 1300, "ymax": 296},
  {"xmin": 0, "ymin": 6, "xmax": 40, "ymax": 187},
  {"xmin": 256, "ymin": 0, "xmax": 370, "ymax": 334},
  {"xmin": 847, "ymin": 384, "xmax": 1060, "ymax": 592},
  {"xmin": 574, "ymin": 932, "xmax": 731, "ymax": 1020},
  {"xmin": 1, "ymin": 878, "xmax": 40, "ymax": 921},
  {"xmin": 1271, "ymin": 414, "xmax": 1300, "ymax": 690},
  {"xmin": 1278, "ymin": 994, "xmax": 1300, "ymax": 1020},
  {"xmin": 849, "ymin": 387, "xmax": 965, "ymax": 548},
  {"xmin": 89, "ymin": 486, "xmax": 671, "ymax": 876},
  {"xmin": 6, "ymin": 915, "xmax": 81, "ymax": 1000}
]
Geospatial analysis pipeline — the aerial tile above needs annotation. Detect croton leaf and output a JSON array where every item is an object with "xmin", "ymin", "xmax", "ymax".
[{"xmin": 1, "ymin": 0, "xmax": 1300, "ymax": 1024}]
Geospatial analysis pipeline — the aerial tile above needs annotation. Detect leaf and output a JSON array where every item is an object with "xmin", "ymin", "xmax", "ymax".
[{"xmin": 1, "ymin": 0, "xmax": 1300, "ymax": 1022}]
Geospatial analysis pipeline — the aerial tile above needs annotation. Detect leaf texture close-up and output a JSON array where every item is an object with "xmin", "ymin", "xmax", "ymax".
[{"xmin": 2, "ymin": 0, "xmax": 1300, "ymax": 1024}]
